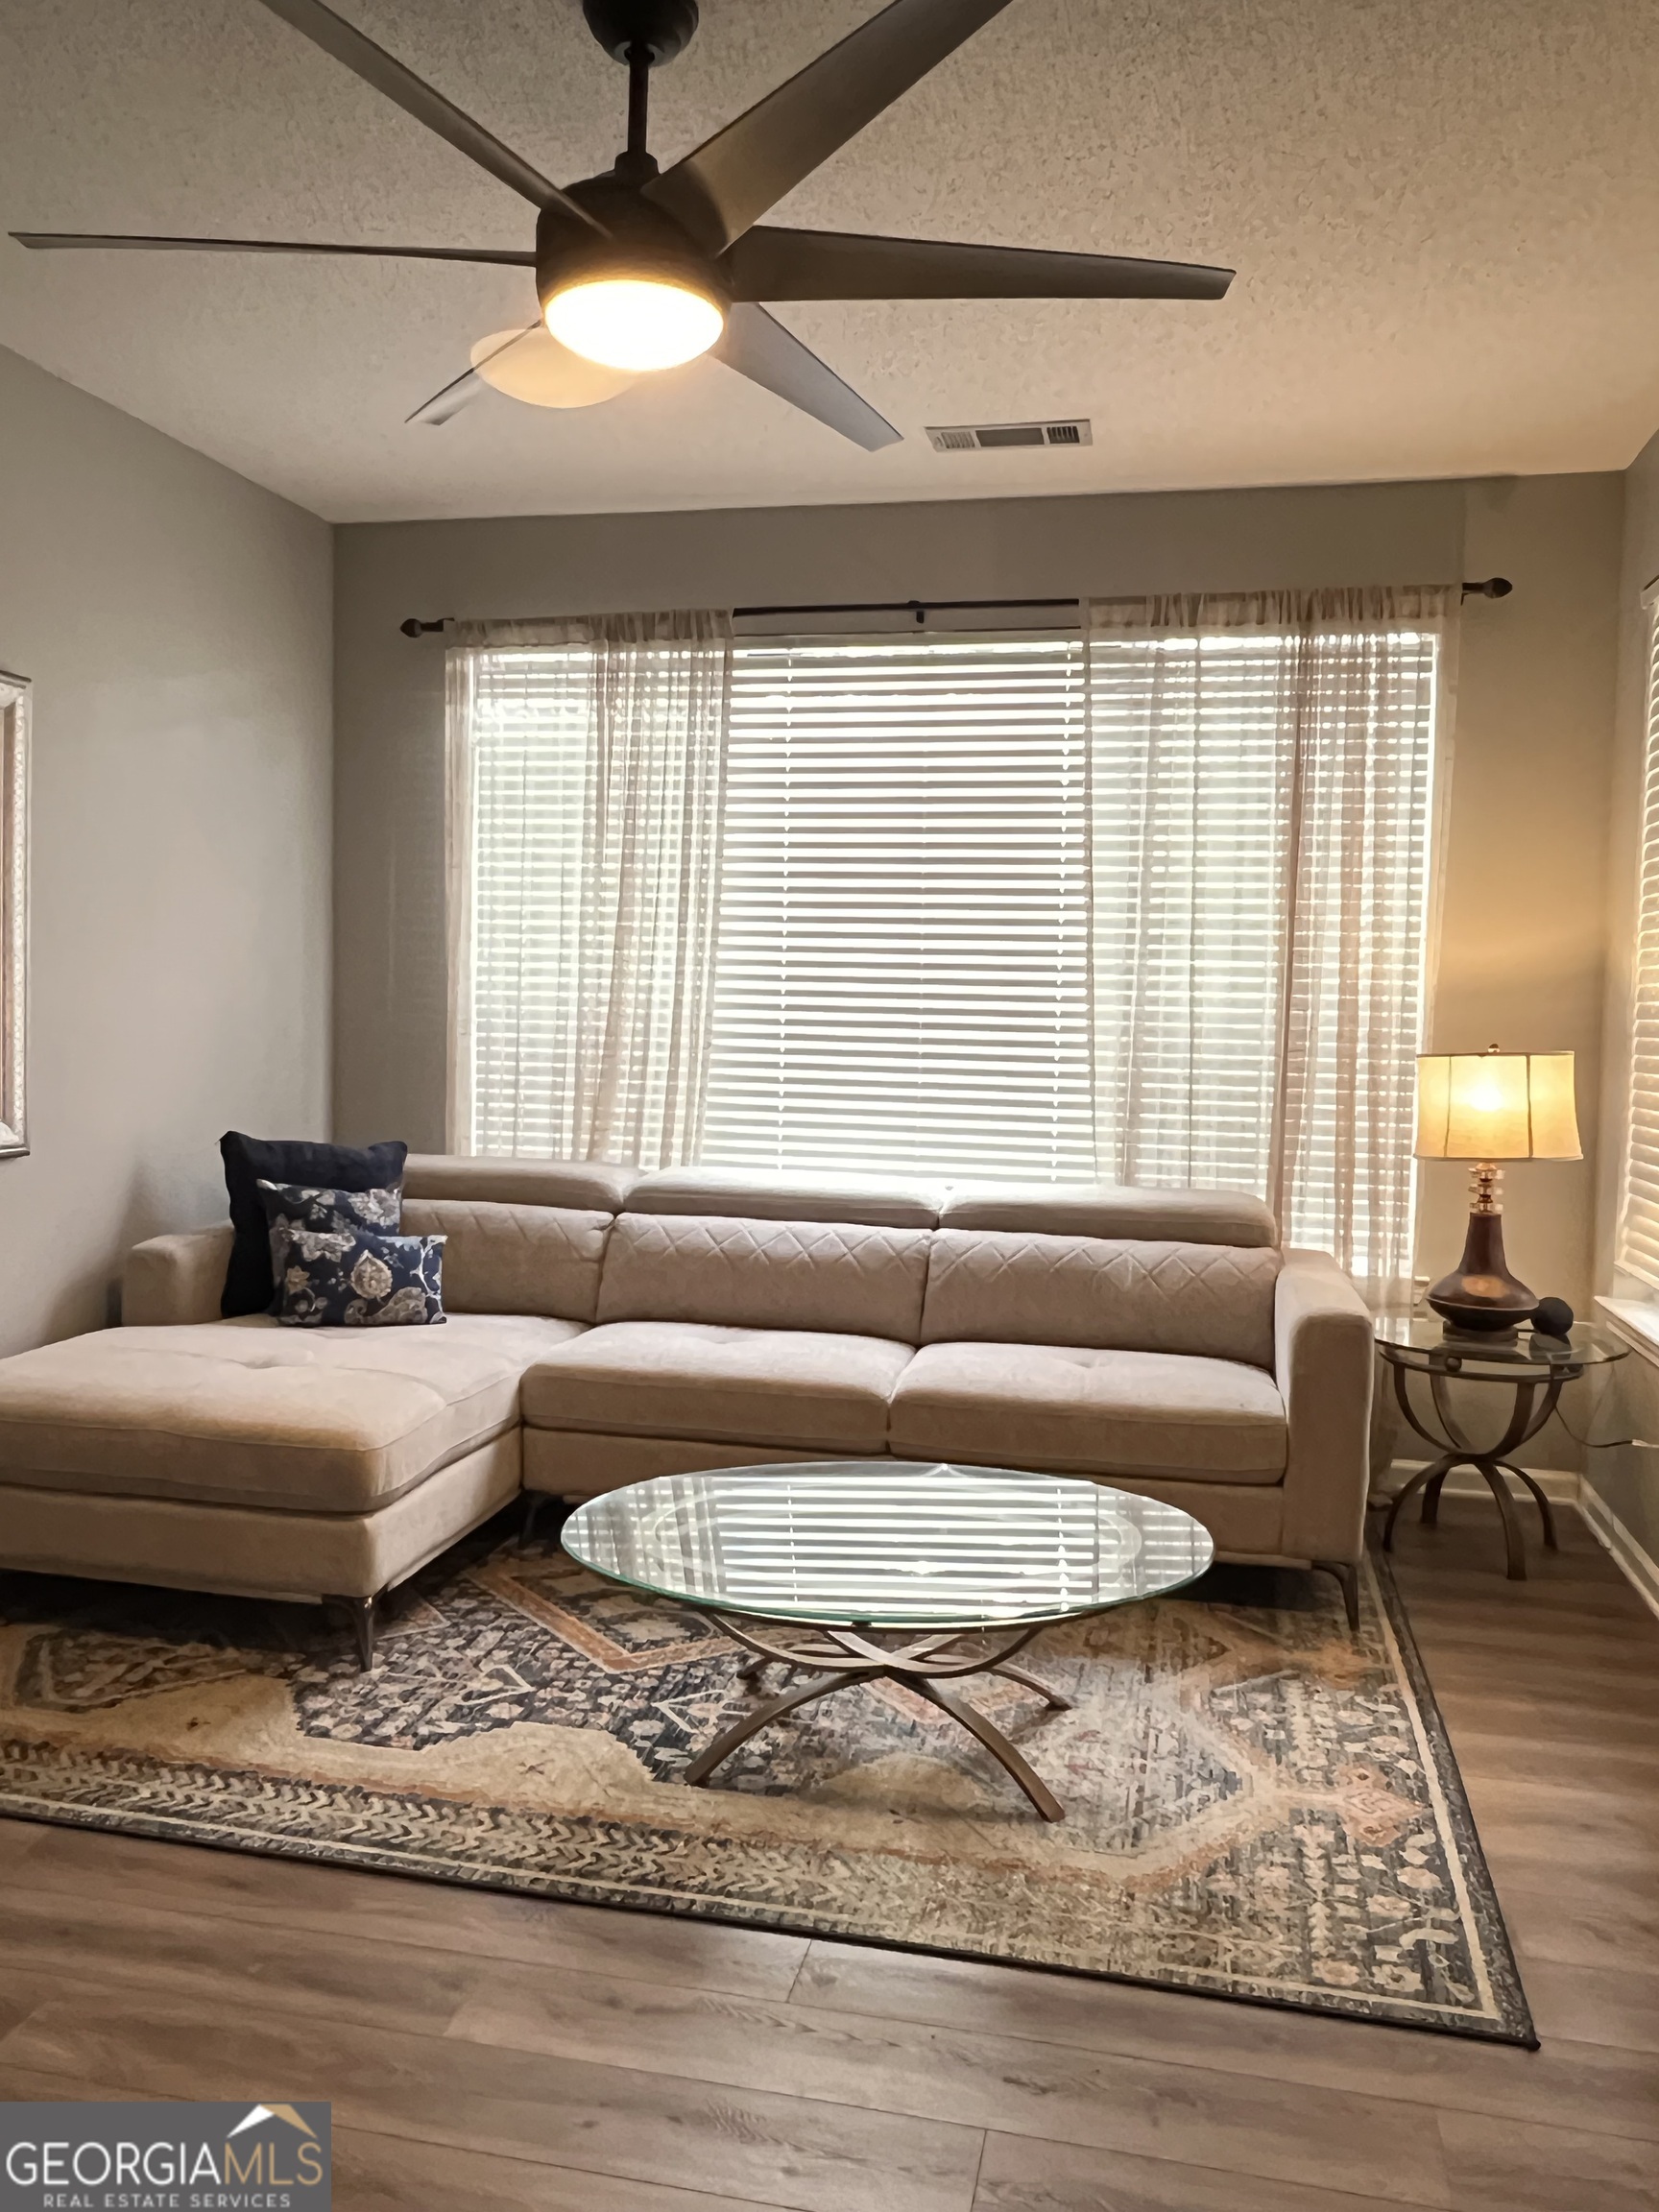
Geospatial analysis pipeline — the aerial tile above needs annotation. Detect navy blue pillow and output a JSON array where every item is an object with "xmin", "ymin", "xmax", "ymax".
[
  {"xmin": 220, "ymin": 1134, "xmax": 408, "ymax": 1317},
  {"xmin": 273, "ymin": 1228, "xmax": 445, "ymax": 1329}
]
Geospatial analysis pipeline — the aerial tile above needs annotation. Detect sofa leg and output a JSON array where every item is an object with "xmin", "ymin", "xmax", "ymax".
[
  {"xmin": 326, "ymin": 1593, "xmax": 378, "ymax": 1671},
  {"xmin": 521, "ymin": 1493, "xmax": 547, "ymax": 1550},
  {"xmin": 1313, "ymin": 1560, "xmax": 1360, "ymax": 1633}
]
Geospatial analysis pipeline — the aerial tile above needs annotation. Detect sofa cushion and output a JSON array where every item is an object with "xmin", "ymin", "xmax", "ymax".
[
  {"xmin": 920, "ymin": 1232, "xmax": 1282, "ymax": 1367},
  {"xmin": 889, "ymin": 1341, "xmax": 1287, "ymax": 1481},
  {"xmin": 597, "ymin": 1213, "xmax": 931, "ymax": 1341},
  {"xmin": 628, "ymin": 1166, "xmax": 945, "ymax": 1229},
  {"xmin": 0, "ymin": 1313, "xmax": 582, "ymax": 1515},
  {"xmin": 938, "ymin": 1182, "xmax": 1278, "ymax": 1247},
  {"xmin": 402, "ymin": 1154, "xmax": 637, "ymax": 1212},
  {"xmin": 400, "ymin": 1200, "xmax": 611, "ymax": 1321},
  {"xmin": 522, "ymin": 1321, "xmax": 914, "ymax": 1452}
]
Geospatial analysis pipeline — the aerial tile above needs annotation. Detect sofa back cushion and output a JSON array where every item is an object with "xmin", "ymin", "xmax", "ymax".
[
  {"xmin": 399, "ymin": 1200, "xmax": 611, "ymax": 1321},
  {"xmin": 403, "ymin": 1155, "xmax": 636, "ymax": 1213},
  {"xmin": 938, "ymin": 1182, "xmax": 1278, "ymax": 1246},
  {"xmin": 628, "ymin": 1165, "xmax": 945, "ymax": 1229},
  {"xmin": 597, "ymin": 1213, "xmax": 931, "ymax": 1341},
  {"xmin": 920, "ymin": 1231, "xmax": 1283, "ymax": 1368}
]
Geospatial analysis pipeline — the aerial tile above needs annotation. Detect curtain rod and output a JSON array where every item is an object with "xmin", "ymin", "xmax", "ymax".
[{"xmin": 398, "ymin": 578, "xmax": 1513, "ymax": 637}]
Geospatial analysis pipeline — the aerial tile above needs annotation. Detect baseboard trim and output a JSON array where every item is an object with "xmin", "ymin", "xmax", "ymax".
[
  {"xmin": 1578, "ymin": 1481, "xmax": 1659, "ymax": 1624},
  {"xmin": 1382, "ymin": 1458, "xmax": 1659, "ymax": 1623}
]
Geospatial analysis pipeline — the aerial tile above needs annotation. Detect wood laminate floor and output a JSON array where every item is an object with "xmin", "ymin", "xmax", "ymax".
[{"xmin": 1, "ymin": 1495, "xmax": 1656, "ymax": 2212}]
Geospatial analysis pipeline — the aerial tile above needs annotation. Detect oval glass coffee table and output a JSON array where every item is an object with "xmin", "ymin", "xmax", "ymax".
[{"xmin": 563, "ymin": 1461, "xmax": 1214, "ymax": 1822}]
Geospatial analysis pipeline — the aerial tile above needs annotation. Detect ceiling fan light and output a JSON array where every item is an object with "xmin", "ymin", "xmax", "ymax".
[
  {"xmin": 544, "ymin": 276, "xmax": 723, "ymax": 372},
  {"xmin": 470, "ymin": 325, "xmax": 637, "ymax": 408}
]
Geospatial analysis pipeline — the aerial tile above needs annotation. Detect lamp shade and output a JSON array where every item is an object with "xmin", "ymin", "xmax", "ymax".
[{"xmin": 1414, "ymin": 1049, "xmax": 1580, "ymax": 1162}]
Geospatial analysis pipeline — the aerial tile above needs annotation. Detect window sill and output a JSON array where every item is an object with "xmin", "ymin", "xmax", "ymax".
[{"xmin": 1597, "ymin": 1295, "xmax": 1659, "ymax": 1366}]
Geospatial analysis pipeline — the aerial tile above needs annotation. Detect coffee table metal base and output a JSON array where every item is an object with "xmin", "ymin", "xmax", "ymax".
[{"xmin": 685, "ymin": 1612, "xmax": 1071, "ymax": 1821}]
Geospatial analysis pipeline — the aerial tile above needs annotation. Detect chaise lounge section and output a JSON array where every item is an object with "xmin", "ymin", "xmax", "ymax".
[{"xmin": 0, "ymin": 1158, "xmax": 1374, "ymax": 1661}]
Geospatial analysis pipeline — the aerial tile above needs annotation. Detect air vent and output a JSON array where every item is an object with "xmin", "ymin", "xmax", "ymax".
[{"xmin": 926, "ymin": 419, "xmax": 1093, "ymax": 453}]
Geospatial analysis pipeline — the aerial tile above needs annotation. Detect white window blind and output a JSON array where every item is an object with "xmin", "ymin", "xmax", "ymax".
[
  {"xmin": 700, "ymin": 636, "xmax": 1095, "ymax": 1179},
  {"xmin": 1619, "ymin": 601, "xmax": 1659, "ymax": 1286},
  {"xmin": 456, "ymin": 642, "xmax": 593, "ymax": 1160}
]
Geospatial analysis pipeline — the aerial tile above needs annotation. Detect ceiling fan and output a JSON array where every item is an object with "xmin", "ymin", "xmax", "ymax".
[{"xmin": 12, "ymin": 0, "xmax": 1236, "ymax": 449}]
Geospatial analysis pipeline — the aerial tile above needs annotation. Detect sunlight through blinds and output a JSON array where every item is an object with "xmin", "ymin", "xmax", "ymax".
[
  {"xmin": 460, "ymin": 643, "xmax": 592, "ymax": 1159},
  {"xmin": 699, "ymin": 636, "xmax": 1095, "ymax": 1178},
  {"xmin": 1619, "ymin": 601, "xmax": 1659, "ymax": 1285}
]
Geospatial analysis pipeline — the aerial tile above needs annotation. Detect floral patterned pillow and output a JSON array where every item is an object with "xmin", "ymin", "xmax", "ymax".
[
  {"xmin": 256, "ymin": 1178, "xmax": 401, "ymax": 1305},
  {"xmin": 270, "ymin": 1225, "xmax": 446, "ymax": 1329}
]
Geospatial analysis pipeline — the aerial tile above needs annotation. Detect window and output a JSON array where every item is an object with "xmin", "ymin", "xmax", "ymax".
[
  {"xmin": 450, "ymin": 592, "xmax": 1445, "ymax": 1295},
  {"xmin": 701, "ymin": 636, "xmax": 1094, "ymax": 1179},
  {"xmin": 1619, "ymin": 598, "xmax": 1659, "ymax": 1286}
]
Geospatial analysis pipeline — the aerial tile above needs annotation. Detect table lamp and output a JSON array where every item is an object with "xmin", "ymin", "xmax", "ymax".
[{"xmin": 1413, "ymin": 1046, "xmax": 1580, "ymax": 1332}]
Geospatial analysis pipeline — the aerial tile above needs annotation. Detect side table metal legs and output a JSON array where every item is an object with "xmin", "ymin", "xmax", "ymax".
[
  {"xmin": 685, "ymin": 1614, "xmax": 1072, "ymax": 1820},
  {"xmin": 1382, "ymin": 1363, "xmax": 1566, "ymax": 1580}
]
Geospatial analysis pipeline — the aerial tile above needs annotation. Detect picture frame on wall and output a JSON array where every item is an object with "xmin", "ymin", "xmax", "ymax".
[{"xmin": 0, "ymin": 668, "xmax": 29, "ymax": 1158}]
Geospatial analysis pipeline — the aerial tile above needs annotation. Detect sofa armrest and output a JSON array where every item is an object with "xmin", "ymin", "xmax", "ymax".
[
  {"xmin": 122, "ymin": 1225, "xmax": 235, "ymax": 1326},
  {"xmin": 1274, "ymin": 1248, "xmax": 1375, "ymax": 1567}
]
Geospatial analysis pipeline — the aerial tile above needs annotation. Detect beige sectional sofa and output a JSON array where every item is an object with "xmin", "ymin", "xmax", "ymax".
[{"xmin": 0, "ymin": 1156, "xmax": 1374, "ymax": 1664}]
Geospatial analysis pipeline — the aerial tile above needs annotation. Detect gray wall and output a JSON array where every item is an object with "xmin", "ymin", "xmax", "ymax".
[
  {"xmin": 334, "ymin": 473, "xmax": 1622, "ymax": 1369},
  {"xmin": 1419, "ymin": 475, "xmax": 1622, "ymax": 1354},
  {"xmin": 0, "ymin": 344, "xmax": 332, "ymax": 1356}
]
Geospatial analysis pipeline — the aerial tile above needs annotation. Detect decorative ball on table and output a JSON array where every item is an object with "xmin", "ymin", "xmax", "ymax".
[{"xmin": 1530, "ymin": 1296, "xmax": 1574, "ymax": 1340}]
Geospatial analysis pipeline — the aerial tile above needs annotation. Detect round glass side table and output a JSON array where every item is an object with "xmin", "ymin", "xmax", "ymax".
[{"xmin": 1374, "ymin": 1317, "xmax": 1625, "ymax": 1578}]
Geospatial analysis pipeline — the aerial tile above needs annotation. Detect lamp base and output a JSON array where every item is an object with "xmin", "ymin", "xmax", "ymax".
[{"xmin": 1426, "ymin": 1194, "xmax": 1538, "ymax": 1333}]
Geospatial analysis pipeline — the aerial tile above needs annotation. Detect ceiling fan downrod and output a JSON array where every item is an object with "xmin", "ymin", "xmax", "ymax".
[{"xmin": 582, "ymin": 0, "xmax": 698, "ymax": 178}]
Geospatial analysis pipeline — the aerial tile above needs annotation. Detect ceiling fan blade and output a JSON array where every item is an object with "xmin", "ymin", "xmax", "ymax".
[
  {"xmin": 408, "ymin": 365, "xmax": 490, "ymax": 427},
  {"xmin": 12, "ymin": 231, "xmax": 536, "ymax": 266},
  {"xmin": 724, "ymin": 227, "xmax": 1235, "ymax": 302},
  {"xmin": 252, "ymin": 0, "xmax": 602, "ymax": 228},
  {"xmin": 408, "ymin": 325, "xmax": 539, "ymax": 426},
  {"xmin": 645, "ymin": 0, "xmax": 1014, "ymax": 255},
  {"xmin": 712, "ymin": 303, "xmax": 900, "ymax": 450}
]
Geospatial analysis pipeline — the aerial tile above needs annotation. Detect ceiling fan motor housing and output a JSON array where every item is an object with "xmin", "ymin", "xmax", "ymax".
[
  {"xmin": 536, "ymin": 181, "xmax": 728, "ymax": 319},
  {"xmin": 581, "ymin": 0, "xmax": 699, "ymax": 65}
]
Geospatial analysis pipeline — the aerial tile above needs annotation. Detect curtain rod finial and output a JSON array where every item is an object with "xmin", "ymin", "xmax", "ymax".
[
  {"xmin": 1461, "ymin": 577, "xmax": 1513, "ymax": 600},
  {"xmin": 400, "ymin": 616, "xmax": 450, "ymax": 637}
]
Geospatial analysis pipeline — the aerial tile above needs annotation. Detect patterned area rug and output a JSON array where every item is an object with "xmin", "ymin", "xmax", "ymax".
[{"xmin": 0, "ymin": 1518, "xmax": 1532, "ymax": 2044}]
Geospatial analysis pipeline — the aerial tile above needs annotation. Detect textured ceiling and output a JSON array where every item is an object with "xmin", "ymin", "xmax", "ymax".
[{"xmin": 2, "ymin": 0, "xmax": 1657, "ymax": 522}]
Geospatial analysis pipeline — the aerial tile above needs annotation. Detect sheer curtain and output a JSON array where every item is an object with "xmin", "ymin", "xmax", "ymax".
[
  {"xmin": 1085, "ymin": 588, "xmax": 1453, "ymax": 1302},
  {"xmin": 446, "ymin": 610, "xmax": 733, "ymax": 1166}
]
